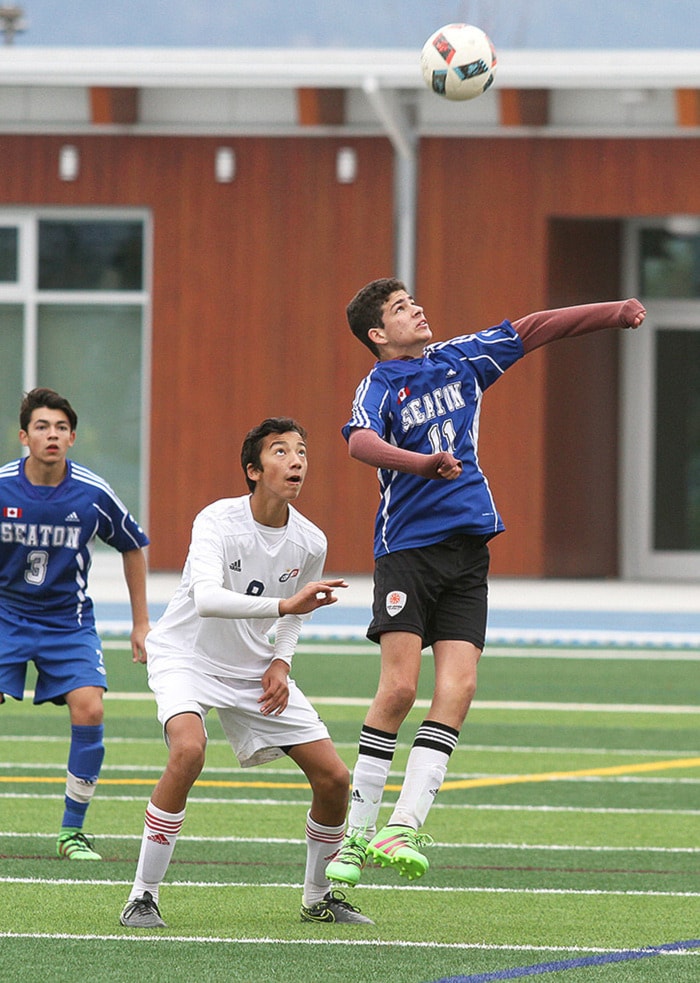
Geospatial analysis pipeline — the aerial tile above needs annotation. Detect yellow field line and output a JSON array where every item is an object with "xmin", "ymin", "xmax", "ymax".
[
  {"xmin": 439, "ymin": 756, "xmax": 700, "ymax": 791},
  {"xmin": 0, "ymin": 777, "xmax": 306, "ymax": 789},
  {"xmin": 2, "ymin": 756, "xmax": 700, "ymax": 792}
]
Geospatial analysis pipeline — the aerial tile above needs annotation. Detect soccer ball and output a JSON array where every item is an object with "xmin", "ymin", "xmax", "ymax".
[{"xmin": 420, "ymin": 23, "xmax": 497, "ymax": 102}]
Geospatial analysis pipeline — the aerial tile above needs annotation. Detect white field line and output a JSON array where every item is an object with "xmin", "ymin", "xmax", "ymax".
[
  {"xmin": 1, "ymin": 876, "xmax": 699, "ymax": 899},
  {"xmin": 102, "ymin": 640, "xmax": 700, "ymax": 659},
  {"xmin": 1, "ymin": 831, "xmax": 699, "ymax": 853},
  {"xmin": 1, "ymin": 790, "xmax": 699, "ymax": 815},
  {"xmin": 102, "ymin": 691, "xmax": 700, "ymax": 714},
  {"xmin": 100, "ymin": 629, "xmax": 700, "ymax": 648},
  {"xmin": 3, "ymin": 761, "xmax": 700, "ymax": 787},
  {"xmin": 11, "ymin": 690, "xmax": 699, "ymax": 713},
  {"xmin": 2, "ymin": 735, "xmax": 699, "ymax": 758},
  {"xmin": 3, "ymin": 930, "xmax": 698, "ymax": 954}
]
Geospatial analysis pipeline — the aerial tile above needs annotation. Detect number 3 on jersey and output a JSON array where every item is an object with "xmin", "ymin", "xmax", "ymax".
[{"xmin": 25, "ymin": 549, "xmax": 49, "ymax": 586}]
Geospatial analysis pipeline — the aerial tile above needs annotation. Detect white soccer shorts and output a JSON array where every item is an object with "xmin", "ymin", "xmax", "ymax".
[{"xmin": 147, "ymin": 648, "xmax": 330, "ymax": 767}]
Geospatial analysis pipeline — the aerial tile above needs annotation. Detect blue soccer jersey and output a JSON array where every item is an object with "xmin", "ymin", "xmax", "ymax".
[
  {"xmin": 0, "ymin": 457, "xmax": 149, "ymax": 624},
  {"xmin": 342, "ymin": 321, "xmax": 524, "ymax": 558}
]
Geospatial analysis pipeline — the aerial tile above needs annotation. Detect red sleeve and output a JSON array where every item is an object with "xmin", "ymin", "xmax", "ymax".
[{"xmin": 513, "ymin": 299, "xmax": 646, "ymax": 354}]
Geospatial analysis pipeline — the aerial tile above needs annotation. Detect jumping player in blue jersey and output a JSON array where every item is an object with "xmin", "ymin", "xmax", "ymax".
[
  {"xmin": 326, "ymin": 278, "xmax": 646, "ymax": 888},
  {"xmin": 0, "ymin": 388, "xmax": 150, "ymax": 861}
]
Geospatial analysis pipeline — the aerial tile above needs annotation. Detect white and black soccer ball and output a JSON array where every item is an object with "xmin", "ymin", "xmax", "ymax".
[{"xmin": 420, "ymin": 23, "xmax": 497, "ymax": 102}]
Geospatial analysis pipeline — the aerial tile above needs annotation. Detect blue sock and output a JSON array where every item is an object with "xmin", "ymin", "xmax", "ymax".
[{"xmin": 62, "ymin": 724, "xmax": 105, "ymax": 829}]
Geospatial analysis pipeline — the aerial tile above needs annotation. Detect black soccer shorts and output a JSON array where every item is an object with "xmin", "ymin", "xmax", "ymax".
[{"xmin": 367, "ymin": 533, "xmax": 490, "ymax": 649}]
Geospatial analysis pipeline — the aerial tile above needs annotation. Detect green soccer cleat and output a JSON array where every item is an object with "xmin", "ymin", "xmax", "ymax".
[
  {"xmin": 325, "ymin": 831, "xmax": 370, "ymax": 887},
  {"xmin": 300, "ymin": 889, "xmax": 374, "ymax": 924},
  {"xmin": 367, "ymin": 825, "xmax": 433, "ymax": 880},
  {"xmin": 120, "ymin": 891, "xmax": 167, "ymax": 928},
  {"xmin": 56, "ymin": 829, "xmax": 102, "ymax": 861}
]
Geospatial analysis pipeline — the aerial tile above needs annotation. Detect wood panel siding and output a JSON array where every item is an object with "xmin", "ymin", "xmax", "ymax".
[
  {"xmin": 141, "ymin": 136, "xmax": 394, "ymax": 573},
  {"xmin": 0, "ymin": 133, "xmax": 390, "ymax": 572}
]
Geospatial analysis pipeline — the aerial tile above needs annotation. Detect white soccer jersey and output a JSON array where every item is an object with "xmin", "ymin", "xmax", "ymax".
[{"xmin": 146, "ymin": 495, "xmax": 327, "ymax": 680}]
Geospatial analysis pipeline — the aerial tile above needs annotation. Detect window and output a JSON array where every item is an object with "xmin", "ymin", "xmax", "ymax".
[
  {"xmin": 639, "ymin": 226, "xmax": 700, "ymax": 299},
  {"xmin": 38, "ymin": 220, "xmax": 144, "ymax": 291},
  {"xmin": 653, "ymin": 329, "xmax": 700, "ymax": 551},
  {"xmin": 0, "ymin": 226, "xmax": 18, "ymax": 282},
  {"xmin": 0, "ymin": 211, "xmax": 150, "ymax": 521}
]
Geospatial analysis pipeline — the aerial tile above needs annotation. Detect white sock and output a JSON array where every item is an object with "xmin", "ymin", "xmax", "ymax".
[
  {"xmin": 346, "ymin": 755, "xmax": 392, "ymax": 839},
  {"xmin": 303, "ymin": 812, "xmax": 345, "ymax": 907},
  {"xmin": 389, "ymin": 746, "xmax": 450, "ymax": 829},
  {"xmin": 129, "ymin": 800, "xmax": 185, "ymax": 903},
  {"xmin": 345, "ymin": 725, "xmax": 397, "ymax": 838},
  {"xmin": 388, "ymin": 720, "xmax": 458, "ymax": 829}
]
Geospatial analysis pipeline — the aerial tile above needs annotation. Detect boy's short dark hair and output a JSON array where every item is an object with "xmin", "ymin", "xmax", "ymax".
[
  {"xmin": 20, "ymin": 388, "xmax": 78, "ymax": 432},
  {"xmin": 346, "ymin": 277, "xmax": 406, "ymax": 357},
  {"xmin": 240, "ymin": 417, "xmax": 308, "ymax": 493}
]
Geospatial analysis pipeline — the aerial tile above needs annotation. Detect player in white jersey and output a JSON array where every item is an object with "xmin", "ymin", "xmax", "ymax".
[
  {"xmin": 0, "ymin": 388, "xmax": 150, "ymax": 861},
  {"xmin": 326, "ymin": 278, "xmax": 647, "ymax": 889},
  {"xmin": 120, "ymin": 418, "xmax": 373, "ymax": 928}
]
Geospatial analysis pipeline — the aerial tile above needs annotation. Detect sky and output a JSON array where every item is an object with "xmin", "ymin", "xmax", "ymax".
[{"xmin": 4, "ymin": 0, "xmax": 700, "ymax": 49}]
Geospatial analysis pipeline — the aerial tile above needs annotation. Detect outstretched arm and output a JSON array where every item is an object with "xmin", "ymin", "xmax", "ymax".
[
  {"xmin": 347, "ymin": 428, "xmax": 463, "ymax": 480},
  {"xmin": 513, "ymin": 299, "xmax": 646, "ymax": 354},
  {"xmin": 193, "ymin": 578, "xmax": 347, "ymax": 619}
]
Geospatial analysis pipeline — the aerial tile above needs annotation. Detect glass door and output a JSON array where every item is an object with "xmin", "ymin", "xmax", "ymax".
[{"xmin": 621, "ymin": 220, "xmax": 700, "ymax": 579}]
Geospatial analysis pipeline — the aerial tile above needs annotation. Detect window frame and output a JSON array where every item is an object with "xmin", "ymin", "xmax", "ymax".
[{"xmin": 0, "ymin": 207, "xmax": 152, "ymax": 524}]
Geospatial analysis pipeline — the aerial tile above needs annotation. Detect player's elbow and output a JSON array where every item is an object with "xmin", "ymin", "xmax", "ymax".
[
  {"xmin": 347, "ymin": 427, "xmax": 378, "ymax": 464},
  {"xmin": 192, "ymin": 582, "xmax": 220, "ymax": 618}
]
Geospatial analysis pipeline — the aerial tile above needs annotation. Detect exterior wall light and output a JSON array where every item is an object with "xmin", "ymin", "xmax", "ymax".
[
  {"xmin": 336, "ymin": 146, "xmax": 357, "ymax": 184},
  {"xmin": 215, "ymin": 147, "xmax": 236, "ymax": 183},
  {"xmin": 58, "ymin": 145, "xmax": 79, "ymax": 181}
]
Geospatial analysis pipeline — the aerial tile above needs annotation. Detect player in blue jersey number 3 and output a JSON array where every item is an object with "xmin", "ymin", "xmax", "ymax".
[
  {"xmin": 326, "ymin": 278, "xmax": 646, "ymax": 889},
  {"xmin": 0, "ymin": 388, "xmax": 150, "ymax": 861}
]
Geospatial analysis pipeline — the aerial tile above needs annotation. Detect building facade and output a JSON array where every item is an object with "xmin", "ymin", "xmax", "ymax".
[{"xmin": 0, "ymin": 47, "xmax": 698, "ymax": 577}]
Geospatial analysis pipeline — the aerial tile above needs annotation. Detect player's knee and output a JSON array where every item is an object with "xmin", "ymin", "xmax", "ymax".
[
  {"xmin": 167, "ymin": 734, "xmax": 206, "ymax": 781},
  {"xmin": 333, "ymin": 761, "xmax": 351, "ymax": 797},
  {"xmin": 312, "ymin": 761, "xmax": 351, "ymax": 805},
  {"xmin": 67, "ymin": 688, "xmax": 104, "ymax": 726},
  {"xmin": 83, "ymin": 705, "xmax": 104, "ymax": 727},
  {"xmin": 462, "ymin": 675, "xmax": 477, "ymax": 705},
  {"xmin": 381, "ymin": 680, "xmax": 417, "ymax": 718}
]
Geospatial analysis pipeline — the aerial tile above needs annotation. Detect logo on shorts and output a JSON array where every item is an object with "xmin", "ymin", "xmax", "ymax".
[{"xmin": 385, "ymin": 590, "xmax": 407, "ymax": 616}]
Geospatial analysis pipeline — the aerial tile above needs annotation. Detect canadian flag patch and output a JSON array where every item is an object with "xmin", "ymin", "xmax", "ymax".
[
  {"xmin": 385, "ymin": 590, "xmax": 407, "ymax": 617},
  {"xmin": 3, "ymin": 507, "xmax": 22, "ymax": 518}
]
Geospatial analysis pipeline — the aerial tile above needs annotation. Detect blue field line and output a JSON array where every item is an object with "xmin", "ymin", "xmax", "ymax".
[{"xmin": 427, "ymin": 938, "xmax": 700, "ymax": 982}]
